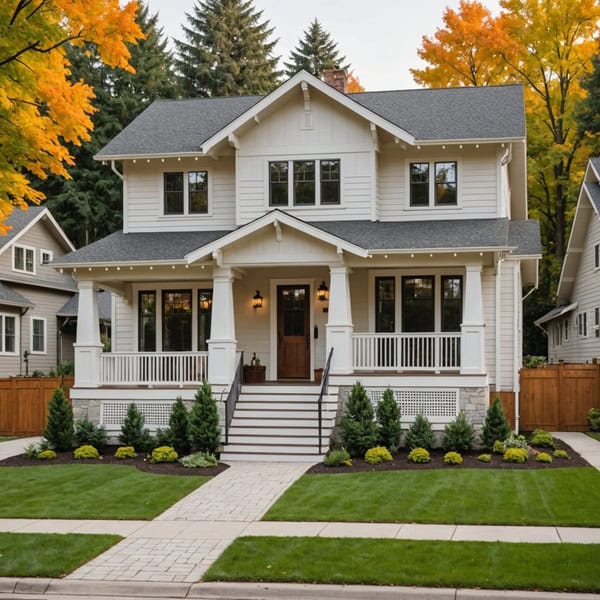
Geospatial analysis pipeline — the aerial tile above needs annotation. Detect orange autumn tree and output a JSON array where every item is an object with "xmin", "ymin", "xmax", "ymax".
[
  {"xmin": 0, "ymin": 0, "xmax": 143, "ymax": 231},
  {"xmin": 347, "ymin": 71, "xmax": 365, "ymax": 93}
]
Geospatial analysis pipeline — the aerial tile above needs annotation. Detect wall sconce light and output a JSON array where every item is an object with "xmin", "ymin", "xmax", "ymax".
[
  {"xmin": 317, "ymin": 281, "xmax": 329, "ymax": 302},
  {"xmin": 199, "ymin": 294, "xmax": 212, "ymax": 311},
  {"xmin": 252, "ymin": 290, "xmax": 263, "ymax": 309}
]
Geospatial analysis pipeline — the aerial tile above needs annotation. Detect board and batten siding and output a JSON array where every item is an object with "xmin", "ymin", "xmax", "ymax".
[
  {"xmin": 377, "ymin": 145, "xmax": 501, "ymax": 221},
  {"xmin": 236, "ymin": 91, "xmax": 375, "ymax": 225},
  {"xmin": 124, "ymin": 157, "xmax": 237, "ymax": 233}
]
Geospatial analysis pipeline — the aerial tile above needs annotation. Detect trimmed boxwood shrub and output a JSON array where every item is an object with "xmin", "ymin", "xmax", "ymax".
[
  {"xmin": 73, "ymin": 445, "xmax": 100, "ymax": 459},
  {"xmin": 405, "ymin": 414, "xmax": 435, "ymax": 451},
  {"xmin": 536, "ymin": 452, "xmax": 553, "ymax": 463},
  {"xmin": 37, "ymin": 449, "xmax": 56, "ymax": 460},
  {"xmin": 150, "ymin": 446, "xmax": 178, "ymax": 463},
  {"xmin": 503, "ymin": 447, "xmax": 528, "ymax": 463},
  {"xmin": 443, "ymin": 451, "xmax": 463, "ymax": 465},
  {"xmin": 553, "ymin": 449, "xmax": 570, "ymax": 460},
  {"xmin": 365, "ymin": 446, "xmax": 393, "ymax": 464},
  {"xmin": 477, "ymin": 453, "xmax": 492, "ymax": 462},
  {"xmin": 114, "ymin": 446, "xmax": 136, "ymax": 459},
  {"xmin": 407, "ymin": 447, "xmax": 431, "ymax": 463},
  {"xmin": 492, "ymin": 440, "xmax": 505, "ymax": 454},
  {"xmin": 529, "ymin": 429, "xmax": 555, "ymax": 448}
]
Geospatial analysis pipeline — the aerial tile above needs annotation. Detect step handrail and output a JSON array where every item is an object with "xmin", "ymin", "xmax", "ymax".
[
  {"xmin": 223, "ymin": 351, "xmax": 243, "ymax": 445},
  {"xmin": 317, "ymin": 348, "xmax": 334, "ymax": 454}
]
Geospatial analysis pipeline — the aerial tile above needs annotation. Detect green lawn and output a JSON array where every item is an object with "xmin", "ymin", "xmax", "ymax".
[
  {"xmin": 204, "ymin": 537, "xmax": 600, "ymax": 593},
  {"xmin": 585, "ymin": 432, "xmax": 600, "ymax": 442},
  {"xmin": 0, "ymin": 465, "xmax": 209, "ymax": 519},
  {"xmin": 0, "ymin": 533, "xmax": 121, "ymax": 577},
  {"xmin": 264, "ymin": 468, "xmax": 600, "ymax": 526}
]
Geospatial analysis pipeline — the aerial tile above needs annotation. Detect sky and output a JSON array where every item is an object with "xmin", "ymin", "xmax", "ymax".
[{"xmin": 144, "ymin": 0, "xmax": 501, "ymax": 91}]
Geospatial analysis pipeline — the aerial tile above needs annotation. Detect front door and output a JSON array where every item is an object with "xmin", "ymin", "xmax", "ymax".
[{"xmin": 277, "ymin": 285, "xmax": 310, "ymax": 379}]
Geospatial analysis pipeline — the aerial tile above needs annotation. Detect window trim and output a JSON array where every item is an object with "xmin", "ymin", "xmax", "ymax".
[
  {"xmin": 594, "ymin": 243, "xmax": 599, "ymax": 271},
  {"xmin": 12, "ymin": 244, "xmax": 36, "ymax": 275},
  {"xmin": 595, "ymin": 307, "xmax": 600, "ymax": 338},
  {"xmin": 406, "ymin": 159, "xmax": 460, "ymax": 210},
  {"xmin": 578, "ymin": 311, "xmax": 588, "ymax": 338},
  {"xmin": 0, "ymin": 313, "xmax": 18, "ymax": 355},
  {"xmin": 160, "ymin": 169, "xmax": 211, "ymax": 218},
  {"xmin": 40, "ymin": 249, "xmax": 53, "ymax": 265},
  {"xmin": 30, "ymin": 316, "xmax": 47, "ymax": 354}
]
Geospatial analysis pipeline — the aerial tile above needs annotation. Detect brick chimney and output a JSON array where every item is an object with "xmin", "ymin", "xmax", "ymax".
[{"xmin": 323, "ymin": 68, "xmax": 348, "ymax": 94}]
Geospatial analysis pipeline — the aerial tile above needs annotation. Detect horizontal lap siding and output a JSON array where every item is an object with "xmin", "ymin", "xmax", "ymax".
[
  {"xmin": 113, "ymin": 295, "xmax": 134, "ymax": 352},
  {"xmin": 498, "ymin": 260, "xmax": 516, "ymax": 390},
  {"xmin": 482, "ymin": 268, "xmax": 496, "ymax": 386}
]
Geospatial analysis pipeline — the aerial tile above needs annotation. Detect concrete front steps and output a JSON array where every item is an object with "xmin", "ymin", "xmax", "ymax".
[{"xmin": 220, "ymin": 384, "xmax": 339, "ymax": 462}]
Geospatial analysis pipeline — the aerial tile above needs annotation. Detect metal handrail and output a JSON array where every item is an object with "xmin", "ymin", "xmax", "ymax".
[
  {"xmin": 223, "ymin": 351, "xmax": 243, "ymax": 445},
  {"xmin": 317, "ymin": 348, "xmax": 334, "ymax": 454}
]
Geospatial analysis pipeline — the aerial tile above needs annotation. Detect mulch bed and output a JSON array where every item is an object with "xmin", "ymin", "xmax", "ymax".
[
  {"xmin": 308, "ymin": 440, "xmax": 589, "ymax": 474},
  {"xmin": 0, "ymin": 446, "xmax": 229, "ymax": 477}
]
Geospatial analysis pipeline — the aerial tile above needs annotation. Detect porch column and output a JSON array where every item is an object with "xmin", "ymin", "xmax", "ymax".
[
  {"xmin": 326, "ymin": 265, "xmax": 353, "ymax": 374},
  {"xmin": 461, "ymin": 264, "xmax": 485, "ymax": 375},
  {"xmin": 207, "ymin": 267, "xmax": 237, "ymax": 384},
  {"xmin": 73, "ymin": 280, "xmax": 102, "ymax": 388}
]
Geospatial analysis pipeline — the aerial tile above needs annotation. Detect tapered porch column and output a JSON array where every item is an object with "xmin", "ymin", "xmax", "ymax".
[
  {"xmin": 326, "ymin": 265, "xmax": 353, "ymax": 374},
  {"xmin": 207, "ymin": 267, "xmax": 237, "ymax": 384},
  {"xmin": 73, "ymin": 280, "xmax": 103, "ymax": 388},
  {"xmin": 461, "ymin": 264, "xmax": 485, "ymax": 375}
]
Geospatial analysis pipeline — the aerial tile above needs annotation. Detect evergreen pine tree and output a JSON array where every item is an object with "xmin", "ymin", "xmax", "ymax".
[
  {"xmin": 340, "ymin": 382, "xmax": 378, "ymax": 457},
  {"xmin": 38, "ymin": 1, "xmax": 177, "ymax": 247},
  {"xmin": 167, "ymin": 397, "xmax": 191, "ymax": 456},
  {"xmin": 174, "ymin": 0, "xmax": 281, "ymax": 98},
  {"xmin": 119, "ymin": 403, "xmax": 153, "ymax": 451},
  {"xmin": 441, "ymin": 411, "xmax": 475, "ymax": 452},
  {"xmin": 43, "ymin": 387, "xmax": 74, "ymax": 451},
  {"xmin": 376, "ymin": 388, "xmax": 402, "ymax": 454},
  {"xmin": 481, "ymin": 397, "xmax": 511, "ymax": 449},
  {"xmin": 285, "ymin": 19, "xmax": 350, "ymax": 78},
  {"xmin": 189, "ymin": 382, "xmax": 221, "ymax": 453},
  {"xmin": 404, "ymin": 414, "xmax": 436, "ymax": 451}
]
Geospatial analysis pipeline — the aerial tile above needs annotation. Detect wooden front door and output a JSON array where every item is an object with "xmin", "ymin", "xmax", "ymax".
[{"xmin": 277, "ymin": 285, "xmax": 310, "ymax": 379}]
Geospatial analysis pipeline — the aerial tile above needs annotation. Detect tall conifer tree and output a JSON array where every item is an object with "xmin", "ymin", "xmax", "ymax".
[{"xmin": 175, "ymin": 0, "xmax": 280, "ymax": 98}]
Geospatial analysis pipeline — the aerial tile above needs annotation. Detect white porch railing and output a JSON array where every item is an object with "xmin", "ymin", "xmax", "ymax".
[
  {"xmin": 352, "ymin": 333, "xmax": 461, "ymax": 371},
  {"xmin": 98, "ymin": 352, "xmax": 209, "ymax": 386}
]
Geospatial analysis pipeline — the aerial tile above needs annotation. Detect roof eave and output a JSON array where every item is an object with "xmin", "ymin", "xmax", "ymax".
[
  {"xmin": 94, "ymin": 151, "xmax": 206, "ymax": 162},
  {"xmin": 416, "ymin": 136, "xmax": 525, "ymax": 145}
]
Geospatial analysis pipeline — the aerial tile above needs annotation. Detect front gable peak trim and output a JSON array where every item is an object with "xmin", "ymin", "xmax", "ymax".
[{"xmin": 199, "ymin": 70, "xmax": 415, "ymax": 155}]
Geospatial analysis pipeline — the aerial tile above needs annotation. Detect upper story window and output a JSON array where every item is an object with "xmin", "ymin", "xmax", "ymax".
[
  {"xmin": 595, "ymin": 243, "xmax": 599, "ymax": 270},
  {"xmin": 13, "ymin": 245, "xmax": 35, "ymax": 274},
  {"xmin": 31, "ymin": 317, "xmax": 46, "ymax": 354},
  {"xmin": 578, "ymin": 311, "xmax": 587, "ymax": 337},
  {"xmin": 163, "ymin": 171, "xmax": 208, "ymax": 216},
  {"xmin": 409, "ymin": 161, "xmax": 457, "ymax": 207},
  {"xmin": 269, "ymin": 159, "xmax": 341, "ymax": 207},
  {"xmin": 40, "ymin": 250, "xmax": 53, "ymax": 265}
]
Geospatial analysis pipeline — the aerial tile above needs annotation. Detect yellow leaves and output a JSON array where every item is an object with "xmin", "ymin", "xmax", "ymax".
[{"xmin": 0, "ymin": 0, "xmax": 143, "ymax": 226}]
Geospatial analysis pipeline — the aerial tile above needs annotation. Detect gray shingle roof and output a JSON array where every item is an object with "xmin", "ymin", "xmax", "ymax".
[
  {"xmin": 57, "ymin": 291, "xmax": 112, "ymax": 320},
  {"xmin": 584, "ymin": 181, "xmax": 600, "ymax": 214},
  {"xmin": 96, "ymin": 83, "xmax": 525, "ymax": 158},
  {"xmin": 0, "ymin": 282, "xmax": 34, "ymax": 307},
  {"xmin": 0, "ymin": 206, "xmax": 46, "ymax": 249},
  {"xmin": 54, "ymin": 217, "xmax": 540, "ymax": 265},
  {"xmin": 589, "ymin": 157, "xmax": 600, "ymax": 176}
]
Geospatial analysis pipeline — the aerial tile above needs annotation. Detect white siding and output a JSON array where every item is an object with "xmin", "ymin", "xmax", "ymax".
[
  {"xmin": 377, "ymin": 145, "xmax": 500, "ymax": 221},
  {"xmin": 113, "ymin": 295, "xmax": 134, "ymax": 352},
  {"xmin": 124, "ymin": 157, "xmax": 236, "ymax": 232},
  {"xmin": 497, "ymin": 259, "xmax": 517, "ymax": 390},
  {"xmin": 482, "ymin": 267, "xmax": 496, "ymax": 386}
]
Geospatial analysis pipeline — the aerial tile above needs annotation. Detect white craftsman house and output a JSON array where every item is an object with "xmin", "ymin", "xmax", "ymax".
[
  {"xmin": 53, "ymin": 69, "xmax": 541, "ymax": 460},
  {"xmin": 535, "ymin": 157, "xmax": 600, "ymax": 363}
]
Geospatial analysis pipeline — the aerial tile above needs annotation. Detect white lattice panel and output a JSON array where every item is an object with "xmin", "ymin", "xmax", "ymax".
[
  {"xmin": 367, "ymin": 388, "xmax": 458, "ymax": 423},
  {"xmin": 101, "ymin": 401, "xmax": 174, "ymax": 431}
]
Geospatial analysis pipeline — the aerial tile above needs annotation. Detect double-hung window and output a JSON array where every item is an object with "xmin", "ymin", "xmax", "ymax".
[
  {"xmin": 595, "ymin": 307, "xmax": 600, "ymax": 338},
  {"xmin": 595, "ymin": 243, "xmax": 599, "ymax": 270},
  {"xmin": 409, "ymin": 161, "xmax": 458, "ymax": 207},
  {"xmin": 163, "ymin": 171, "xmax": 208, "ymax": 215},
  {"xmin": 294, "ymin": 161, "xmax": 316, "ymax": 205},
  {"xmin": 0, "ymin": 314, "xmax": 17, "ymax": 354},
  {"xmin": 320, "ymin": 160, "xmax": 341, "ymax": 205},
  {"xmin": 40, "ymin": 250, "xmax": 53, "ymax": 265},
  {"xmin": 13, "ymin": 245, "xmax": 35, "ymax": 274},
  {"xmin": 578, "ymin": 312, "xmax": 587, "ymax": 337},
  {"xmin": 269, "ymin": 162, "xmax": 288, "ymax": 206},
  {"xmin": 31, "ymin": 317, "xmax": 46, "ymax": 354}
]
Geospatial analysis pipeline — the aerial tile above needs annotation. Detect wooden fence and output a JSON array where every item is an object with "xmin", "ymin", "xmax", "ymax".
[
  {"xmin": 0, "ymin": 376, "xmax": 74, "ymax": 436},
  {"xmin": 519, "ymin": 363, "xmax": 600, "ymax": 431}
]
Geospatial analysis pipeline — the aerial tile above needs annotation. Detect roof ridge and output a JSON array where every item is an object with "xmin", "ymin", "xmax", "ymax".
[{"xmin": 349, "ymin": 83, "xmax": 523, "ymax": 96}]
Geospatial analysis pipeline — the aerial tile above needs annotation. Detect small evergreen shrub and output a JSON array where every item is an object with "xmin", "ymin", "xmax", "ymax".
[
  {"xmin": 189, "ymin": 382, "xmax": 221, "ymax": 454},
  {"xmin": 443, "ymin": 451, "xmax": 463, "ymax": 465},
  {"xmin": 24, "ymin": 443, "xmax": 39, "ymax": 459},
  {"xmin": 587, "ymin": 408, "xmax": 600, "ymax": 431},
  {"xmin": 43, "ymin": 387, "xmax": 74, "ymax": 451},
  {"xmin": 405, "ymin": 414, "xmax": 436, "ymax": 451},
  {"xmin": 167, "ymin": 397, "xmax": 191, "ymax": 456},
  {"xmin": 364, "ymin": 446, "xmax": 393, "ymax": 464},
  {"xmin": 37, "ymin": 449, "xmax": 56, "ymax": 460},
  {"xmin": 503, "ymin": 433, "xmax": 529, "ymax": 452},
  {"xmin": 503, "ymin": 447, "xmax": 529, "ymax": 463},
  {"xmin": 553, "ymin": 449, "xmax": 570, "ymax": 460},
  {"xmin": 376, "ymin": 388, "xmax": 401, "ymax": 453},
  {"xmin": 74, "ymin": 445, "xmax": 100, "ymax": 459},
  {"xmin": 536, "ymin": 452, "xmax": 553, "ymax": 463},
  {"xmin": 441, "ymin": 411, "xmax": 475, "ymax": 452},
  {"xmin": 340, "ymin": 382, "xmax": 378, "ymax": 457},
  {"xmin": 179, "ymin": 452, "xmax": 218, "ymax": 468},
  {"xmin": 481, "ymin": 397, "xmax": 511, "ymax": 449},
  {"xmin": 529, "ymin": 429, "xmax": 555, "ymax": 449},
  {"xmin": 477, "ymin": 453, "xmax": 492, "ymax": 462},
  {"xmin": 74, "ymin": 418, "xmax": 108, "ymax": 449},
  {"xmin": 492, "ymin": 440, "xmax": 505, "ymax": 454},
  {"xmin": 119, "ymin": 403, "xmax": 153, "ymax": 452},
  {"xmin": 155, "ymin": 428, "xmax": 172, "ymax": 447},
  {"xmin": 323, "ymin": 448, "xmax": 352, "ymax": 467},
  {"xmin": 115, "ymin": 446, "xmax": 137, "ymax": 459},
  {"xmin": 150, "ymin": 446, "xmax": 178, "ymax": 463},
  {"xmin": 407, "ymin": 447, "xmax": 431, "ymax": 463}
]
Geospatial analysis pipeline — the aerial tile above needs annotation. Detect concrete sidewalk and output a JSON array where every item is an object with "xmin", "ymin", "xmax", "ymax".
[
  {"xmin": 554, "ymin": 432, "xmax": 600, "ymax": 469},
  {"xmin": 0, "ymin": 437, "xmax": 40, "ymax": 460}
]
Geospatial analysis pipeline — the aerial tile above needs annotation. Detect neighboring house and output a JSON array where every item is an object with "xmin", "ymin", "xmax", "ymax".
[
  {"xmin": 535, "ymin": 158, "xmax": 600, "ymax": 363},
  {"xmin": 0, "ymin": 206, "xmax": 77, "ymax": 376},
  {"xmin": 53, "ymin": 69, "xmax": 541, "ymax": 459}
]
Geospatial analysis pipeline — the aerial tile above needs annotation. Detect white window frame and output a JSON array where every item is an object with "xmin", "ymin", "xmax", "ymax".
[
  {"xmin": 12, "ymin": 244, "xmax": 36, "ymax": 275},
  {"xmin": 266, "ymin": 158, "xmax": 342, "ymax": 209},
  {"xmin": 160, "ymin": 170, "xmax": 212, "ymax": 218},
  {"xmin": 30, "ymin": 317, "xmax": 47, "ymax": 354},
  {"xmin": 578, "ymin": 311, "xmax": 588, "ymax": 338},
  {"xmin": 40, "ymin": 249, "xmax": 53, "ymax": 265},
  {"xmin": 595, "ymin": 307, "xmax": 600, "ymax": 338},
  {"xmin": 0, "ymin": 313, "xmax": 19, "ymax": 355},
  {"xmin": 405, "ymin": 158, "xmax": 462, "ymax": 210}
]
